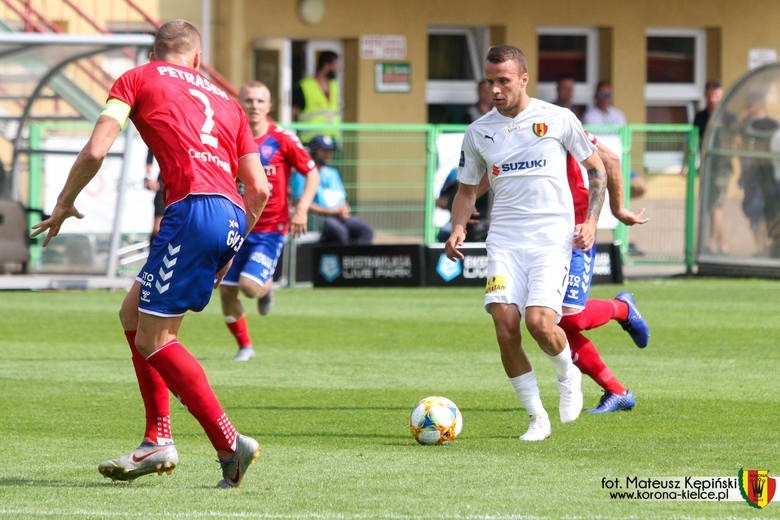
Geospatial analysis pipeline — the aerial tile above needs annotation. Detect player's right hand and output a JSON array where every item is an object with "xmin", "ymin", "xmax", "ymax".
[
  {"xmin": 30, "ymin": 203, "xmax": 84, "ymax": 247},
  {"xmin": 445, "ymin": 228, "xmax": 466, "ymax": 261}
]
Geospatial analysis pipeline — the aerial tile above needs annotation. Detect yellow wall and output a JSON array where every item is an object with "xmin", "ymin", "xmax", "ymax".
[
  {"xmin": 170, "ymin": 0, "xmax": 780, "ymax": 126},
  {"xmin": 3, "ymin": 0, "xmax": 780, "ymax": 125}
]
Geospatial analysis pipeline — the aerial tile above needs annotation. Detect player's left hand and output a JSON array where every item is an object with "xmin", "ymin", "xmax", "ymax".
[
  {"xmin": 614, "ymin": 207, "xmax": 649, "ymax": 226},
  {"xmin": 30, "ymin": 203, "xmax": 84, "ymax": 247},
  {"xmin": 573, "ymin": 221, "xmax": 596, "ymax": 252},
  {"xmin": 289, "ymin": 210, "xmax": 308, "ymax": 237}
]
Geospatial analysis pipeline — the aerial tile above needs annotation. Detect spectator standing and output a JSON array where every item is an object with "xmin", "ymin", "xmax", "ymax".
[
  {"xmin": 583, "ymin": 81, "xmax": 627, "ymax": 126},
  {"xmin": 583, "ymin": 80, "xmax": 646, "ymax": 231},
  {"xmin": 293, "ymin": 50, "xmax": 341, "ymax": 145},
  {"xmin": 290, "ymin": 134, "xmax": 373, "ymax": 246},
  {"xmin": 220, "ymin": 81, "xmax": 319, "ymax": 362},
  {"xmin": 693, "ymin": 80, "xmax": 736, "ymax": 254},
  {"xmin": 32, "ymin": 20, "xmax": 270, "ymax": 487},
  {"xmin": 463, "ymin": 79, "xmax": 493, "ymax": 123},
  {"xmin": 737, "ymin": 91, "xmax": 777, "ymax": 255},
  {"xmin": 553, "ymin": 74, "xmax": 584, "ymax": 121},
  {"xmin": 446, "ymin": 45, "xmax": 606, "ymax": 441}
]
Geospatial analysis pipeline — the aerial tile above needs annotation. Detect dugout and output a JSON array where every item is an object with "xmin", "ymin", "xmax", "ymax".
[
  {"xmin": 698, "ymin": 63, "xmax": 780, "ymax": 277},
  {"xmin": 0, "ymin": 32, "xmax": 154, "ymax": 279}
]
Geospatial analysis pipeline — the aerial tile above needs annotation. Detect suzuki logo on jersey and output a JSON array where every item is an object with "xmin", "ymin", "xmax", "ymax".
[
  {"xmin": 532, "ymin": 123, "xmax": 548, "ymax": 137},
  {"xmin": 500, "ymin": 159, "xmax": 547, "ymax": 173},
  {"xmin": 491, "ymin": 164, "xmax": 501, "ymax": 176}
]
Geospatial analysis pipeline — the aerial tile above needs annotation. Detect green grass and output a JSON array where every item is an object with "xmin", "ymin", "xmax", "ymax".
[{"xmin": 0, "ymin": 278, "xmax": 778, "ymax": 519}]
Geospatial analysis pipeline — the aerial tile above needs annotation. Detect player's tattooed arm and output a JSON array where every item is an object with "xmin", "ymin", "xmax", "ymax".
[{"xmin": 586, "ymin": 166, "xmax": 607, "ymax": 223}]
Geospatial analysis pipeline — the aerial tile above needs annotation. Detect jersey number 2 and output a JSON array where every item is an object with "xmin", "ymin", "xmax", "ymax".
[{"xmin": 189, "ymin": 89, "xmax": 218, "ymax": 148}]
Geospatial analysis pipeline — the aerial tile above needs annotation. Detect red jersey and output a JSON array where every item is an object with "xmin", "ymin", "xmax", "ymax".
[
  {"xmin": 252, "ymin": 123, "xmax": 315, "ymax": 234},
  {"xmin": 566, "ymin": 130, "xmax": 598, "ymax": 223},
  {"xmin": 108, "ymin": 61, "xmax": 256, "ymax": 209}
]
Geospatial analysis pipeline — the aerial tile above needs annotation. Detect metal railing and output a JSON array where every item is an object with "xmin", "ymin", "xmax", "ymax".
[{"xmin": 23, "ymin": 122, "xmax": 699, "ymax": 275}]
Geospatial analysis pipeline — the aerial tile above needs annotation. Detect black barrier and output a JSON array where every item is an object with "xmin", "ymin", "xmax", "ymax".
[
  {"xmin": 312, "ymin": 244, "xmax": 425, "ymax": 287},
  {"xmin": 424, "ymin": 244, "xmax": 489, "ymax": 286},
  {"xmin": 424, "ymin": 242, "xmax": 623, "ymax": 286},
  {"xmin": 309, "ymin": 242, "xmax": 622, "ymax": 287}
]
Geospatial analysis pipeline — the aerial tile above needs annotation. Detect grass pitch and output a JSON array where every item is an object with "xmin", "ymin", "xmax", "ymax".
[{"xmin": 0, "ymin": 278, "xmax": 778, "ymax": 519}]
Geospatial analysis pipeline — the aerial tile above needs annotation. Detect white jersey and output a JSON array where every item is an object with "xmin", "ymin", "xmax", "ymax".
[{"xmin": 458, "ymin": 98, "xmax": 596, "ymax": 249}]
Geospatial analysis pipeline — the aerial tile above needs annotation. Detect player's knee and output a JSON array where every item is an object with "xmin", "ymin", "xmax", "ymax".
[
  {"xmin": 118, "ymin": 301, "xmax": 137, "ymax": 330},
  {"xmin": 525, "ymin": 315, "xmax": 555, "ymax": 344},
  {"xmin": 493, "ymin": 321, "xmax": 521, "ymax": 347},
  {"xmin": 239, "ymin": 278, "xmax": 264, "ymax": 299}
]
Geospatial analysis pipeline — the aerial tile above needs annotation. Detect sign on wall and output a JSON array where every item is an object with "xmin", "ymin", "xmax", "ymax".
[
  {"xmin": 360, "ymin": 35, "xmax": 406, "ymax": 60},
  {"xmin": 374, "ymin": 62, "xmax": 411, "ymax": 93}
]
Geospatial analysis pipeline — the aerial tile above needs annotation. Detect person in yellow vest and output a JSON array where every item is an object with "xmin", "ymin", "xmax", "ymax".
[{"xmin": 293, "ymin": 50, "xmax": 341, "ymax": 145}]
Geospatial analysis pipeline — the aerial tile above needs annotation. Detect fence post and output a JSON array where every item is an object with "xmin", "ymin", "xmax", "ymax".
[
  {"xmin": 424, "ymin": 125, "xmax": 438, "ymax": 245},
  {"xmin": 685, "ymin": 128, "xmax": 699, "ymax": 274}
]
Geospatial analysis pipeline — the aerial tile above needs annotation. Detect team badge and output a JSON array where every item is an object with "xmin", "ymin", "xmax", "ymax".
[
  {"xmin": 739, "ymin": 468, "xmax": 776, "ymax": 508},
  {"xmin": 532, "ymin": 123, "xmax": 548, "ymax": 137}
]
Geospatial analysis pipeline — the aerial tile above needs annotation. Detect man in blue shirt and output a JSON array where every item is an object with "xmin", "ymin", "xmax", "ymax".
[{"xmin": 290, "ymin": 134, "xmax": 373, "ymax": 246}]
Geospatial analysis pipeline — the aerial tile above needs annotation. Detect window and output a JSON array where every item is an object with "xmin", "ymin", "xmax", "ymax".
[
  {"xmin": 426, "ymin": 26, "xmax": 488, "ymax": 123},
  {"xmin": 536, "ymin": 27, "xmax": 598, "ymax": 108},
  {"xmin": 644, "ymin": 28, "xmax": 706, "ymax": 120}
]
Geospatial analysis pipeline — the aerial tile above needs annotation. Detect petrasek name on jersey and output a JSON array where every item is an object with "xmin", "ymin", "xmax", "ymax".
[{"xmin": 155, "ymin": 65, "xmax": 229, "ymax": 100}]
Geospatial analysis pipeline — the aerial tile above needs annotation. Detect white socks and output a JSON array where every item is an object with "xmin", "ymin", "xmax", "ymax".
[
  {"xmin": 547, "ymin": 343, "xmax": 575, "ymax": 379},
  {"xmin": 509, "ymin": 370, "xmax": 547, "ymax": 417}
]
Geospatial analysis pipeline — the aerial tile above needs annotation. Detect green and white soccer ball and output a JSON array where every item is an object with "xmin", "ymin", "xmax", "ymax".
[{"xmin": 409, "ymin": 396, "xmax": 463, "ymax": 445}]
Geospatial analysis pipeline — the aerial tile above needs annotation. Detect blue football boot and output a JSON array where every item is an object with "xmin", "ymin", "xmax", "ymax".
[
  {"xmin": 586, "ymin": 389, "xmax": 636, "ymax": 413},
  {"xmin": 615, "ymin": 291, "xmax": 649, "ymax": 348}
]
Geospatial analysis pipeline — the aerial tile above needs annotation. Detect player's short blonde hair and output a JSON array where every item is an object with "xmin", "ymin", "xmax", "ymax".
[{"xmin": 154, "ymin": 19, "xmax": 201, "ymax": 59}]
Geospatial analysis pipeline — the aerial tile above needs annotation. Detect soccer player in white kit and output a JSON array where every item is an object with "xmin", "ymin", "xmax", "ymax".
[{"xmin": 445, "ymin": 45, "xmax": 607, "ymax": 441}]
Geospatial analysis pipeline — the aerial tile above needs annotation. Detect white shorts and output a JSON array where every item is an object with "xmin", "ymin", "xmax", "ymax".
[{"xmin": 483, "ymin": 245, "xmax": 571, "ymax": 320}]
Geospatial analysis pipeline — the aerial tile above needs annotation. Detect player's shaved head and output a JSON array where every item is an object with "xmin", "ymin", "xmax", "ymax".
[
  {"xmin": 153, "ymin": 19, "xmax": 201, "ymax": 59},
  {"xmin": 239, "ymin": 81, "xmax": 271, "ymax": 101}
]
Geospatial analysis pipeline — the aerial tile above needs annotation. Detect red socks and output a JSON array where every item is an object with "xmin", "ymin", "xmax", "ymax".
[
  {"xmin": 125, "ymin": 330, "xmax": 171, "ymax": 444},
  {"xmin": 557, "ymin": 296, "xmax": 630, "ymax": 396},
  {"xmin": 559, "ymin": 298, "xmax": 628, "ymax": 332},
  {"xmin": 567, "ymin": 331, "xmax": 627, "ymax": 395},
  {"xmin": 145, "ymin": 339, "xmax": 237, "ymax": 454},
  {"xmin": 226, "ymin": 316, "xmax": 252, "ymax": 348}
]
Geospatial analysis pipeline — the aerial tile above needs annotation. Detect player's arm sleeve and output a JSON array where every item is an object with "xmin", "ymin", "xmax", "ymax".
[
  {"xmin": 456, "ymin": 129, "xmax": 485, "ymax": 186},
  {"xmin": 100, "ymin": 99, "xmax": 131, "ymax": 129},
  {"xmin": 563, "ymin": 111, "xmax": 597, "ymax": 162},
  {"xmin": 287, "ymin": 134, "xmax": 317, "ymax": 174}
]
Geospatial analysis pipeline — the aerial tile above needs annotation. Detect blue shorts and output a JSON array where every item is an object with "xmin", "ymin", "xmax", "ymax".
[
  {"xmin": 222, "ymin": 231, "xmax": 285, "ymax": 287},
  {"xmin": 137, "ymin": 195, "xmax": 246, "ymax": 317},
  {"xmin": 563, "ymin": 245, "xmax": 596, "ymax": 312}
]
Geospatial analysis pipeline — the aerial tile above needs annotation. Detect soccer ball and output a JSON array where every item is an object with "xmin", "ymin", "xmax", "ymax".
[{"xmin": 409, "ymin": 396, "xmax": 463, "ymax": 445}]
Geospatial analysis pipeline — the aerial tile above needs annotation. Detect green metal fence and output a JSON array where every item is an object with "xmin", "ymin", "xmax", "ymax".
[
  {"xmin": 290, "ymin": 122, "xmax": 699, "ymax": 273},
  {"xmin": 25, "ymin": 122, "xmax": 698, "ymax": 274}
]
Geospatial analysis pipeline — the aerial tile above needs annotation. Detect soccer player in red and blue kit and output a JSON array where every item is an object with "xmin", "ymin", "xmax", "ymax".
[
  {"xmin": 560, "ymin": 131, "xmax": 650, "ymax": 413},
  {"xmin": 220, "ymin": 81, "xmax": 319, "ymax": 361},
  {"xmin": 32, "ymin": 20, "xmax": 270, "ymax": 487}
]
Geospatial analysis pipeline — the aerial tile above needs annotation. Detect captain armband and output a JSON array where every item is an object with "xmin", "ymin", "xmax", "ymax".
[{"xmin": 100, "ymin": 98, "xmax": 131, "ymax": 128}]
